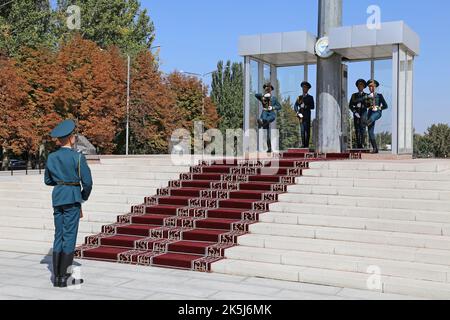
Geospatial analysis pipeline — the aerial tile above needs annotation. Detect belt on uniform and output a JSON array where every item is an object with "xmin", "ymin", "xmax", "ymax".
[{"xmin": 56, "ymin": 181, "xmax": 80, "ymax": 186}]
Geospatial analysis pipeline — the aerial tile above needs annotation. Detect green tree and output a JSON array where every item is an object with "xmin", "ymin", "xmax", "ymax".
[
  {"xmin": 0, "ymin": 0, "xmax": 54, "ymax": 57},
  {"xmin": 375, "ymin": 131, "xmax": 392, "ymax": 151},
  {"xmin": 211, "ymin": 60, "xmax": 244, "ymax": 132},
  {"xmin": 426, "ymin": 123, "xmax": 450, "ymax": 158},
  {"xmin": 413, "ymin": 133, "xmax": 433, "ymax": 158},
  {"xmin": 277, "ymin": 97, "xmax": 300, "ymax": 151},
  {"xmin": 55, "ymin": 0, "xmax": 155, "ymax": 56}
]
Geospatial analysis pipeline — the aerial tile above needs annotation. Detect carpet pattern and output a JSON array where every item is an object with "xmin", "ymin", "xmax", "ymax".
[{"xmin": 75, "ymin": 150, "xmax": 359, "ymax": 272}]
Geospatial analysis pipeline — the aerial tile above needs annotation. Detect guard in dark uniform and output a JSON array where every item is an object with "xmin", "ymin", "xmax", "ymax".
[
  {"xmin": 294, "ymin": 81, "xmax": 315, "ymax": 149},
  {"xmin": 349, "ymin": 79, "xmax": 368, "ymax": 149},
  {"xmin": 365, "ymin": 80, "xmax": 388, "ymax": 154},
  {"xmin": 255, "ymin": 82, "xmax": 282, "ymax": 153},
  {"xmin": 45, "ymin": 120, "xmax": 93, "ymax": 287}
]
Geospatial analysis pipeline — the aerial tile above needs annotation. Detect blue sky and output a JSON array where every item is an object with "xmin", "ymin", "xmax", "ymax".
[{"xmin": 144, "ymin": 0, "xmax": 450, "ymax": 133}]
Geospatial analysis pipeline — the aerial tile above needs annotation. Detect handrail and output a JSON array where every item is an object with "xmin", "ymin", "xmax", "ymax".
[{"xmin": 2, "ymin": 162, "xmax": 44, "ymax": 176}]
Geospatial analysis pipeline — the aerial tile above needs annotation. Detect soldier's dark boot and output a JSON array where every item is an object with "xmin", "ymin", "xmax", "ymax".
[
  {"xmin": 267, "ymin": 137, "xmax": 272, "ymax": 153},
  {"xmin": 257, "ymin": 119, "xmax": 263, "ymax": 129},
  {"xmin": 52, "ymin": 251, "xmax": 62, "ymax": 287},
  {"xmin": 59, "ymin": 252, "xmax": 84, "ymax": 288},
  {"xmin": 370, "ymin": 139, "xmax": 379, "ymax": 154}
]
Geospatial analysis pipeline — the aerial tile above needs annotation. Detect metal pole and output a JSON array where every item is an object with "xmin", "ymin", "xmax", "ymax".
[{"xmin": 126, "ymin": 55, "xmax": 130, "ymax": 156}]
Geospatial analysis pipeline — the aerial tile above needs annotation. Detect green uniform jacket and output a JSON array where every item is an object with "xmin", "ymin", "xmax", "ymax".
[
  {"xmin": 349, "ymin": 92, "xmax": 368, "ymax": 114},
  {"xmin": 44, "ymin": 147, "xmax": 93, "ymax": 207}
]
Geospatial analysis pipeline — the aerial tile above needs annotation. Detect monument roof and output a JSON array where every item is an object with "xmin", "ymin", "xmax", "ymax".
[
  {"xmin": 238, "ymin": 21, "xmax": 419, "ymax": 65},
  {"xmin": 329, "ymin": 21, "xmax": 420, "ymax": 60}
]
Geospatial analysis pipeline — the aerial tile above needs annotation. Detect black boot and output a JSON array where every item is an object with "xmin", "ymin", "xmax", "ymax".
[
  {"xmin": 370, "ymin": 139, "xmax": 379, "ymax": 154},
  {"xmin": 257, "ymin": 119, "xmax": 263, "ymax": 129},
  {"xmin": 59, "ymin": 252, "xmax": 84, "ymax": 287},
  {"xmin": 267, "ymin": 134, "xmax": 272, "ymax": 153},
  {"xmin": 52, "ymin": 251, "xmax": 62, "ymax": 287}
]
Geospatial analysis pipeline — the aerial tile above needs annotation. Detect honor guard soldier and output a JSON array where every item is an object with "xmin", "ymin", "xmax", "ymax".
[
  {"xmin": 365, "ymin": 80, "xmax": 388, "ymax": 154},
  {"xmin": 45, "ymin": 119, "xmax": 93, "ymax": 287},
  {"xmin": 294, "ymin": 81, "xmax": 315, "ymax": 149},
  {"xmin": 349, "ymin": 79, "xmax": 368, "ymax": 149},
  {"xmin": 255, "ymin": 82, "xmax": 282, "ymax": 153}
]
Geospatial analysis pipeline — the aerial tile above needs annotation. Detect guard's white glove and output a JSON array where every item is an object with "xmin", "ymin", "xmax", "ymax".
[
  {"xmin": 298, "ymin": 113, "xmax": 304, "ymax": 119},
  {"xmin": 354, "ymin": 112, "xmax": 361, "ymax": 119}
]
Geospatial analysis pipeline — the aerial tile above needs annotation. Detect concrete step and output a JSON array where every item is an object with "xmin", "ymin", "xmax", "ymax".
[
  {"xmin": 303, "ymin": 169, "xmax": 450, "ymax": 181},
  {"xmin": 222, "ymin": 246, "xmax": 450, "ymax": 283},
  {"xmin": 295, "ymin": 176, "xmax": 450, "ymax": 192},
  {"xmin": 236, "ymin": 234, "xmax": 450, "ymax": 266},
  {"xmin": 0, "ymin": 180, "xmax": 167, "ymax": 191},
  {"xmin": 270, "ymin": 202, "xmax": 450, "ymax": 224},
  {"xmin": 0, "ymin": 226, "xmax": 90, "ymax": 244},
  {"xmin": 277, "ymin": 193, "xmax": 450, "ymax": 212},
  {"xmin": 91, "ymin": 170, "xmax": 189, "ymax": 180},
  {"xmin": 0, "ymin": 197, "xmax": 132, "ymax": 214},
  {"xmin": 91, "ymin": 165, "xmax": 190, "ymax": 173},
  {"xmin": 0, "ymin": 239, "xmax": 52, "ymax": 255},
  {"xmin": 248, "ymin": 223, "xmax": 450, "ymax": 251},
  {"xmin": 0, "ymin": 216, "xmax": 106, "ymax": 234},
  {"xmin": 0, "ymin": 207, "xmax": 123, "ymax": 224},
  {"xmin": 211, "ymin": 259, "xmax": 450, "ymax": 299},
  {"xmin": 0, "ymin": 190, "xmax": 148, "ymax": 204},
  {"xmin": 12, "ymin": 173, "xmax": 182, "ymax": 185},
  {"xmin": 0, "ymin": 190, "xmax": 51, "ymax": 200},
  {"xmin": 309, "ymin": 161, "xmax": 450, "ymax": 173},
  {"xmin": 259, "ymin": 212, "xmax": 449, "ymax": 236},
  {"xmin": 286, "ymin": 184, "xmax": 450, "ymax": 201}
]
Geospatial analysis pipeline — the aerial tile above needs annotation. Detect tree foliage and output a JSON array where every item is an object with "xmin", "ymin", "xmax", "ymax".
[
  {"xmin": 128, "ymin": 51, "xmax": 181, "ymax": 154},
  {"xmin": 277, "ymin": 97, "xmax": 300, "ymax": 151},
  {"xmin": 53, "ymin": 35, "xmax": 127, "ymax": 153},
  {"xmin": 0, "ymin": 53, "xmax": 31, "ymax": 155},
  {"xmin": 55, "ymin": 0, "xmax": 155, "ymax": 56},
  {"xmin": 166, "ymin": 72, "xmax": 219, "ymax": 131},
  {"xmin": 415, "ymin": 124, "xmax": 450, "ymax": 158},
  {"xmin": 211, "ymin": 60, "xmax": 243, "ymax": 132},
  {"xmin": 0, "ymin": 1, "xmax": 222, "ymax": 161},
  {"xmin": 0, "ymin": 0, "xmax": 54, "ymax": 57}
]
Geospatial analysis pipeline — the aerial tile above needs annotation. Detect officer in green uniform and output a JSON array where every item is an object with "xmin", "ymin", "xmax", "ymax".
[
  {"xmin": 45, "ymin": 120, "xmax": 93, "ymax": 287},
  {"xmin": 365, "ymin": 80, "xmax": 388, "ymax": 154},
  {"xmin": 294, "ymin": 81, "xmax": 315, "ymax": 149},
  {"xmin": 255, "ymin": 82, "xmax": 282, "ymax": 153},
  {"xmin": 349, "ymin": 79, "xmax": 368, "ymax": 149}
]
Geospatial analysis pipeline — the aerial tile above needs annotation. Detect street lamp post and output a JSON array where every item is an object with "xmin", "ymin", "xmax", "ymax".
[
  {"xmin": 125, "ymin": 45, "xmax": 161, "ymax": 156},
  {"xmin": 126, "ymin": 55, "xmax": 130, "ymax": 155}
]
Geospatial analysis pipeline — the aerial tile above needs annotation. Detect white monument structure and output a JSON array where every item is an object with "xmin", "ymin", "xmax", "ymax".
[{"xmin": 240, "ymin": 0, "xmax": 419, "ymax": 155}]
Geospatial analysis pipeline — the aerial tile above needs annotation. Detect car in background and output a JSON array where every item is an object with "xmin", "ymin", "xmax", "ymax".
[{"xmin": 9, "ymin": 159, "xmax": 27, "ymax": 170}]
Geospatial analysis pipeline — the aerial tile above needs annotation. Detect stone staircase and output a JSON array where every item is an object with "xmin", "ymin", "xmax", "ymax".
[
  {"xmin": 74, "ymin": 150, "xmax": 355, "ymax": 271},
  {"xmin": 212, "ymin": 159, "xmax": 450, "ymax": 299},
  {"xmin": 0, "ymin": 156, "xmax": 190, "ymax": 255}
]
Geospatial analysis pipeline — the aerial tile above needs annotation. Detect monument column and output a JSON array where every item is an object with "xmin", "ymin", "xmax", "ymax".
[{"xmin": 316, "ymin": 0, "xmax": 343, "ymax": 153}]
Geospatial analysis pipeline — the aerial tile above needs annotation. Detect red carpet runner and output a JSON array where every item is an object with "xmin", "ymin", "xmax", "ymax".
[{"xmin": 75, "ymin": 149, "xmax": 359, "ymax": 272}]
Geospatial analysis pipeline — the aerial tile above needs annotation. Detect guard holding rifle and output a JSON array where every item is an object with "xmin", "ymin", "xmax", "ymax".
[
  {"xmin": 365, "ymin": 79, "xmax": 388, "ymax": 154},
  {"xmin": 349, "ymin": 79, "xmax": 368, "ymax": 149},
  {"xmin": 45, "ymin": 119, "xmax": 93, "ymax": 288},
  {"xmin": 294, "ymin": 81, "xmax": 315, "ymax": 149},
  {"xmin": 255, "ymin": 82, "xmax": 282, "ymax": 153}
]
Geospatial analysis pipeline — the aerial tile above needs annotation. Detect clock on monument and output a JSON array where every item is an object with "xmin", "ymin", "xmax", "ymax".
[{"xmin": 315, "ymin": 36, "xmax": 335, "ymax": 58}]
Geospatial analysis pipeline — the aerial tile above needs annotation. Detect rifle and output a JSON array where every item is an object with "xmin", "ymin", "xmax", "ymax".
[{"xmin": 296, "ymin": 96, "xmax": 305, "ymax": 122}]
